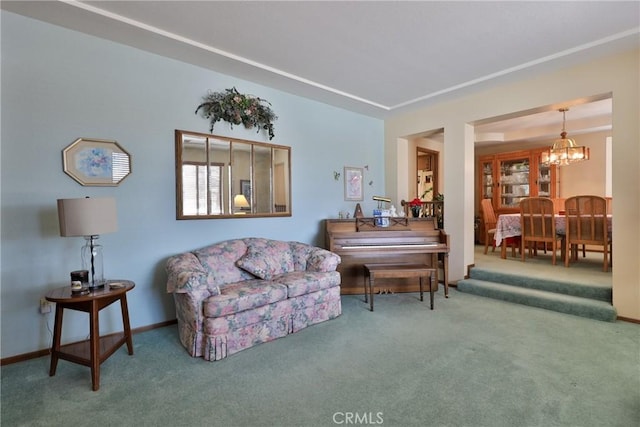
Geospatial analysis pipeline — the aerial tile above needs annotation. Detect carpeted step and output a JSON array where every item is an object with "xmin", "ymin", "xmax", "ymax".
[
  {"xmin": 457, "ymin": 278, "xmax": 617, "ymax": 322},
  {"xmin": 468, "ymin": 268, "xmax": 611, "ymax": 302}
]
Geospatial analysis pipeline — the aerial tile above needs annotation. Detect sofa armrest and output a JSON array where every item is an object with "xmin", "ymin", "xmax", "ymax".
[
  {"xmin": 306, "ymin": 247, "xmax": 341, "ymax": 272},
  {"xmin": 166, "ymin": 252, "xmax": 219, "ymax": 295}
]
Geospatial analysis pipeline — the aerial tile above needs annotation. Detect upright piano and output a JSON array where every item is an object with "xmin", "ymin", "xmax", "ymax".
[{"xmin": 325, "ymin": 217, "xmax": 450, "ymax": 296}]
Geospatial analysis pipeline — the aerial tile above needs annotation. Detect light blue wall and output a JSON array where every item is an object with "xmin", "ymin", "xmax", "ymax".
[{"xmin": 0, "ymin": 11, "xmax": 384, "ymax": 359}]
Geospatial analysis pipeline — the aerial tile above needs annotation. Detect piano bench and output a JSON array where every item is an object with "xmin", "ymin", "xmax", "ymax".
[{"xmin": 363, "ymin": 263, "xmax": 437, "ymax": 312}]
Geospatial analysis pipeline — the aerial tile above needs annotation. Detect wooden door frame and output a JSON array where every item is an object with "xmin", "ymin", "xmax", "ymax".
[{"xmin": 416, "ymin": 147, "xmax": 439, "ymax": 198}]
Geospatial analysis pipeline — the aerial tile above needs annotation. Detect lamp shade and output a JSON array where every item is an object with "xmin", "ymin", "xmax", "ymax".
[
  {"xmin": 57, "ymin": 197, "xmax": 118, "ymax": 237},
  {"xmin": 233, "ymin": 194, "xmax": 250, "ymax": 208}
]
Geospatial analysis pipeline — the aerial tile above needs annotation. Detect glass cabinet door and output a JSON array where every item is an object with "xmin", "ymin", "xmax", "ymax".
[
  {"xmin": 536, "ymin": 160, "xmax": 552, "ymax": 197},
  {"xmin": 480, "ymin": 159, "xmax": 494, "ymax": 202},
  {"xmin": 535, "ymin": 154, "xmax": 556, "ymax": 198},
  {"xmin": 498, "ymin": 157, "xmax": 530, "ymax": 209}
]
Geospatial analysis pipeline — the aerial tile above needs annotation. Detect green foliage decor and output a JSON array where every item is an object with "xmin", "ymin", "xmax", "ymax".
[{"xmin": 195, "ymin": 87, "xmax": 277, "ymax": 140}]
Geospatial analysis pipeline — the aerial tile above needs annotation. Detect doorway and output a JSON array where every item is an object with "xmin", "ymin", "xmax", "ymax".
[{"xmin": 417, "ymin": 147, "xmax": 438, "ymax": 200}]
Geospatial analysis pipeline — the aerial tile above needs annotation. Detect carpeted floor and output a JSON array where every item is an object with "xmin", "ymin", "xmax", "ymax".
[
  {"xmin": 2, "ymin": 286, "xmax": 638, "ymax": 427},
  {"xmin": 472, "ymin": 244, "xmax": 611, "ymax": 288},
  {"xmin": 458, "ymin": 245, "xmax": 615, "ymax": 321}
]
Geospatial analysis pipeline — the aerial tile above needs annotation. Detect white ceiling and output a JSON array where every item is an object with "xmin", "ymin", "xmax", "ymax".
[{"xmin": 3, "ymin": 1, "xmax": 638, "ymax": 143}]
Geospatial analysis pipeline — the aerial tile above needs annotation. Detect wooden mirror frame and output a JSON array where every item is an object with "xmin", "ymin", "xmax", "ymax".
[{"xmin": 175, "ymin": 129, "xmax": 291, "ymax": 219}]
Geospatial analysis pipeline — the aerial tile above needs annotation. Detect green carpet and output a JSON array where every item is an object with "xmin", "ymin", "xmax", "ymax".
[
  {"xmin": 457, "ymin": 246, "xmax": 615, "ymax": 322},
  {"xmin": 457, "ymin": 279, "xmax": 616, "ymax": 321},
  {"xmin": 2, "ymin": 291, "xmax": 638, "ymax": 427}
]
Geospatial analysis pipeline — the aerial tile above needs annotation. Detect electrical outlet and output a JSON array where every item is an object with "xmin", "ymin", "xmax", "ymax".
[{"xmin": 39, "ymin": 298, "xmax": 53, "ymax": 314}]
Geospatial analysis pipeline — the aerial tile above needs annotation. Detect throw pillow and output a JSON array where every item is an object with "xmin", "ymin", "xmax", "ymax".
[{"xmin": 236, "ymin": 242, "xmax": 294, "ymax": 280}]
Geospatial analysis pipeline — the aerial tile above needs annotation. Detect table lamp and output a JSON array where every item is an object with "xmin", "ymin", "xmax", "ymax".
[
  {"xmin": 233, "ymin": 194, "xmax": 249, "ymax": 214},
  {"xmin": 57, "ymin": 197, "xmax": 118, "ymax": 289}
]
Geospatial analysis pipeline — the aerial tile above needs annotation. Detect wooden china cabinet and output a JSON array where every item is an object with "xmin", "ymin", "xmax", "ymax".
[{"xmin": 479, "ymin": 148, "xmax": 558, "ymax": 216}]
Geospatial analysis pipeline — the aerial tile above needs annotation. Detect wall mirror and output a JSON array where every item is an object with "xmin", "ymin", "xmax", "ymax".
[{"xmin": 175, "ymin": 129, "xmax": 291, "ymax": 219}]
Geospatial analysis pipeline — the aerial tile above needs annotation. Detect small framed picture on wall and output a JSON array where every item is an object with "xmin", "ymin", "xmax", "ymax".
[
  {"xmin": 344, "ymin": 166, "xmax": 363, "ymax": 201},
  {"xmin": 240, "ymin": 179, "xmax": 251, "ymax": 201}
]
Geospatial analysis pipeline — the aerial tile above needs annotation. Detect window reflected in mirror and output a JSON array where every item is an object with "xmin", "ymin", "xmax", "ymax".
[{"xmin": 175, "ymin": 130, "xmax": 291, "ymax": 219}]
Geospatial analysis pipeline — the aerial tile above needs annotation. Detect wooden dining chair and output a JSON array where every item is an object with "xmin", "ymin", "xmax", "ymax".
[
  {"xmin": 481, "ymin": 199, "xmax": 518, "ymax": 257},
  {"xmin": 605, "ymin": 197, "xmax": 613, "ymax": 214},
  {"xmin": 480, "ymin": 199, "xmax": 497, "ymax": 254},
  {"xmin": 564, "ymin": 195, "xmax": 611, "ymax": 272},
  {"xmin": 519, "ymin": 197, "xmax": 563, "ymax": 265}
]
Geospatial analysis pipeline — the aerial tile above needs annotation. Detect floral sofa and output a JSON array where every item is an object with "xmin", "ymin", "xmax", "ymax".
[{"xmin": 166, "ymin": 238, "xmax": 342, "ymax": 361}]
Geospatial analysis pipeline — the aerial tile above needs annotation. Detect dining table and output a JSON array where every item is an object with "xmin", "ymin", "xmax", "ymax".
[{"xmin": 494, "ymin": 213, "xmax": 612, "ymax": 259}]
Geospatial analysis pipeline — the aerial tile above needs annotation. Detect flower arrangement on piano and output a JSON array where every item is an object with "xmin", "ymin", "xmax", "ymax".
[
  {"xmin": 408, "ymin": 198, "xmax": 423, "ymax": 218},
  {"xmin": 408, "ymin": 198, "xmax": 423, "ymax": 208}
]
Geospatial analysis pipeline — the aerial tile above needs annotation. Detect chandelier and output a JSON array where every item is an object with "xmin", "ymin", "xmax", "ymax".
[{"xmin": 541, "ymin": 108, "xmax": 589, "ymax": 166}]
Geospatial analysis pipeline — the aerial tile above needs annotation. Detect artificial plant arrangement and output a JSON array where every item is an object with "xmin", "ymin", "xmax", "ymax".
[
  {"xmin": 421, "ymin": 188, "xmax": 433, "ymax": 199},
  {"xmin": 408, "ymin": 197, "xmax": 423, "ymax": 217},
  {"xmin": 195, "ymin": 87, "xmax": 277, "ymax": 140},
  {"xmin": 408, "ymin": 197, "xmax": 423, "ymax": 208}
]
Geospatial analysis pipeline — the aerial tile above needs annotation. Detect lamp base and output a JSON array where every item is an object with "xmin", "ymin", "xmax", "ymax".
[
  {"xmin": 82, "ymin": 236, "xmax": 106, "ymax": 289},
  {"xmin": 87, "ymin": 281, "xmax": 106, "ymax": 290}
]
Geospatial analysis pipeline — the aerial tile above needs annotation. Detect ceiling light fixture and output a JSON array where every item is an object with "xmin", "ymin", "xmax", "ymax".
[{"xmin": 541, "ymin": 108, "xmax": 589, "ymax": 166}]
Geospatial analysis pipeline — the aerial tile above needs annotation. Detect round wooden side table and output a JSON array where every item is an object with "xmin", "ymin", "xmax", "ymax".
[{"xmin": 45, "ymin": 280, "xmax": 135, "ymax": 391}]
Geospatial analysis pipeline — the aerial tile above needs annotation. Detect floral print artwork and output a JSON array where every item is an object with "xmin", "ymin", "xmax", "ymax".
[{"xmin": 75, "ymin": 147, "xmax": 112, "ymax": 178}]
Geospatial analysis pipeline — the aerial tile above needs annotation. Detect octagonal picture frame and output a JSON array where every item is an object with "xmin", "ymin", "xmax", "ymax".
[{"xmin": 62, "ymin": 138, "xmax": 131, "ymax": 186}]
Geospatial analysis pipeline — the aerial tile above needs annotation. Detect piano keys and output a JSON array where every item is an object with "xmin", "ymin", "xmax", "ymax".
[{"xmin": 324, "ymin": 217, "xmax": 449, "ymax": 296}]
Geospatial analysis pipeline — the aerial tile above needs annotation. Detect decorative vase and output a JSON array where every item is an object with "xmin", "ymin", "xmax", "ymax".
[{"xmin": 411, "ymin": 207, "xmax": 421, "ymax": 218}]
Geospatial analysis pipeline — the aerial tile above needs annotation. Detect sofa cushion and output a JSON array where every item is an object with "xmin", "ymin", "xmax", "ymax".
[
  {"xmin": 193, "ymin": 240, "xmax": 255, "ymax": 286},
  {"xmin": 272, "ymin": 271, "xmax": 341, "ymax": 298},
  {"xmin": 203, "ymin": 280, "xmax": 288, "ymax": 317},
  {"xmin": 236, "ymin": 240, "xmax": 294, "ymax": 280}
]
